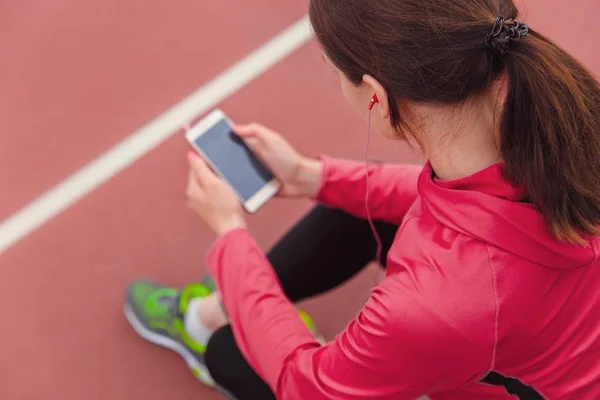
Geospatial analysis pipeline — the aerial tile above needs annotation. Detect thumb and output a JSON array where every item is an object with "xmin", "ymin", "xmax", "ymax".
[
  {"xmin": 233, "ymin": 124, "xmax": 259, "ymax": 137},
  {"xmin": 234, "ymin": 125, "xmax": 268, "ymax": 155},
  {"xmin": 239, "ymin": 135, "xmax": 264, "ymax": 156},
  {"xmin": 234, "ymin": 123, "xmax": 273, "ymax": 143}
]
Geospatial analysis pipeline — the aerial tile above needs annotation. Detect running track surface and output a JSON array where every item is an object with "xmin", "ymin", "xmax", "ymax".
[{"xmin": 1, "ymin": 1, "xmax": 599, "ymax": 399}]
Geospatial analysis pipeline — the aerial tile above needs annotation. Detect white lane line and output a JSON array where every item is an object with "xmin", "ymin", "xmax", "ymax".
[{"xmin": 0, "ymin": 15, "xmax": 312, "ymax": 254}]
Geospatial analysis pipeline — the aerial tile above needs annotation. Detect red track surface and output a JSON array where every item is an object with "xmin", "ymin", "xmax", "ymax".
[{"xmin": 1, "ymin": 1, "xmax": 599, "ymax": 399}]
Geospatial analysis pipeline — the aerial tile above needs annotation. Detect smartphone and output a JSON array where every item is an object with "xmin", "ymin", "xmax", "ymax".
[{"xmin": 185, "ymin": 109, "xmax": 280, "ymax": 213}]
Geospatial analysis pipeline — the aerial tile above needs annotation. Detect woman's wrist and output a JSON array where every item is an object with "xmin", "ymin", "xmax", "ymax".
[
  {"xmin": 214, "ymin": 217, "xmax": 247, "ymax": 237},
  {"xmin": 296, "ymin": 157, "xmax": 323, "ymax": 198}
]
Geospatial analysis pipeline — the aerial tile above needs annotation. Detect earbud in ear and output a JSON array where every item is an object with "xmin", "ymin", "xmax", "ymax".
[{"xmin": 368, "ymin": 94, "xmax": 379, "ymax": 111}]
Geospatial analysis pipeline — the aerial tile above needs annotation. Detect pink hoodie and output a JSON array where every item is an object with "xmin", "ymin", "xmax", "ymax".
[{"xmin": 207, "ymin": 156, "xmax": 600, "ymax": 399}]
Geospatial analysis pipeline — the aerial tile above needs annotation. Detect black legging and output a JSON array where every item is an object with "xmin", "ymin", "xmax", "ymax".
[{"xmin": 204, "ymin": 205, "xmax": 398, "ymax": 400}]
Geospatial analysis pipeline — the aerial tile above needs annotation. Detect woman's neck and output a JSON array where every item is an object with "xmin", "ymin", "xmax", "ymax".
[{"xmin": 416, "ymin": 87, "xmax": 504, "ymax": 181}]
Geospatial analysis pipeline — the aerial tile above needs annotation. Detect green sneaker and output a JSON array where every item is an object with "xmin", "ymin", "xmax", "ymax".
[
  {"xmin": 124, "ymin": 278, "xmax": 325, "ymax": 390},
  {"xmin": 199, "ymin": 275, "xmax": 326, "ymax": 344},
  {"xmin": 123, "ymin": 280, "xmax": 215, "ymax": 386}
]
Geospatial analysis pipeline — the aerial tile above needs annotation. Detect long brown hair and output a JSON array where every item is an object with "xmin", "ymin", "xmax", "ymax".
[{"xmin": 309, "ymin": 0, "xmax": 600, "ymax": 243}]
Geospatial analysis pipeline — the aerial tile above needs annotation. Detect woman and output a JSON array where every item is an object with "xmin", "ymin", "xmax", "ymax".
[{"xmin": 124, "ymin": 0, "xmax": 600, "ymax": 398}]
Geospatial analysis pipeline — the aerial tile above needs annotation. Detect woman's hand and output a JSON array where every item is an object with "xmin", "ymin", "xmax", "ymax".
[
  {"xmin": 186, "ymin": 152, "xmax": 246, "ymax": 236},
  {"xmin": 235, "ymin": 124, "xmax": 323, "ymax": 198}
]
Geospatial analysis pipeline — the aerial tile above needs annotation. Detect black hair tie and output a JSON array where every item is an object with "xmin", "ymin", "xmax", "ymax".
[{"xmin": 485, "ymin": 16, "xmax": 529, "ymax": 55}]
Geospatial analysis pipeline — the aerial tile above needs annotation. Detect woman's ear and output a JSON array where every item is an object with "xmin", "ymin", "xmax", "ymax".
[{"xmin": 363, "ymin": 74, "xmax": 390, "ymax": 119}]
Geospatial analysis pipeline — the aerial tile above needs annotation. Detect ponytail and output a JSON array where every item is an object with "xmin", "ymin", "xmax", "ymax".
[
  {"xmin": 309, "ymin": 0, "xmax": 600, "ymax": 243},
  {"xmin": 500, "ymin": 31, "xmax": 600, "ymax": 243}
]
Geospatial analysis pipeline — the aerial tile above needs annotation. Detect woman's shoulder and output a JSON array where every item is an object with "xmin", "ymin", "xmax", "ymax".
[{"xmin": 385, "ymin": 225, "xmax": 501, "ymax": 328}]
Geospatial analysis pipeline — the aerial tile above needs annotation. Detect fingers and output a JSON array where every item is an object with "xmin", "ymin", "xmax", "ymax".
[
  {"xmin": 187, "ymin": 151, "xmax": 216, "ymax": 184},
  {"xmin": 186, "ymin": 165, "xmax": 203, "ymax": 203}
]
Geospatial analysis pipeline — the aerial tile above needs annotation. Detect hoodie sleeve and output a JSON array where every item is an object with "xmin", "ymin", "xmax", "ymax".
[
  {"xmin": 207, "ymin": 228, "xmax": 484, "ymax": 399},
  {"xmin": 315, "ymin": 156, "xmax": 422, "ymax": 225}
]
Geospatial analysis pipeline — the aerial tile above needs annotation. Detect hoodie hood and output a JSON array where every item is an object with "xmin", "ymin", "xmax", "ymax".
[{"xmin": 419, "ymin": 162, "xmax": 597, "ymax": 269}]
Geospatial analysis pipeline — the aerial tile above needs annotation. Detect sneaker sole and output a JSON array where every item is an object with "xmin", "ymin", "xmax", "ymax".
[{"xmin": 123, "ymin": 303, "xmax": 216, "ymax": 387}]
